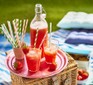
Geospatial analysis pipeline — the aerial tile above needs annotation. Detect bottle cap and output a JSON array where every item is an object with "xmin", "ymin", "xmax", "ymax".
[
  {"xmin": 35, "ymin": 4, "xmax": 42, "ymax": 8},
  {"xmin": 35, "ymin": 4, "xmax": 42, "ymax": 13}
]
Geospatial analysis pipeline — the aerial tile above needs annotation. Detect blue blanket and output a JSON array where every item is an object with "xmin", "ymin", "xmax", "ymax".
[
  {"xmin": 65, "ymin": 31, "xmax": 93, "ymax": 45},
  {"xmin": 0, "ymin": 53, "xmax": 11, "ymax": 85}
]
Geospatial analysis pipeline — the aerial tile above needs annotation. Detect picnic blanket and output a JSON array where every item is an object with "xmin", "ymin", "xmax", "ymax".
[
  {"xmin": 65, "ymin": 30, "xmax": 93, "ymax": 45},
  {"xmin": 0, "ymin": 29, "xmax": 93, "ymax": 85},
  {"xmin": 56, "ymin": 11, "xmax": 93, "ymax": 55},
  {"xmin": 0, "ymin": 53, "xmax": 11, "ymax": 85}
]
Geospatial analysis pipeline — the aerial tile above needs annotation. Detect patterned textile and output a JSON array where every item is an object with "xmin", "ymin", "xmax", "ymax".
[
  {"xmin": 51, "ymin": 29, "xmax": 93, "ymax": 55},
  {"xmin": 0, "ymin": 29, "xmax": 93, "ymax": 85},
  {"xmin": 0, "ymin": 53, "xmax": 11, "ymax": 85},
  {"xmin": 65, "ymin": 31, "xmax": 93, "ymax": 45}
]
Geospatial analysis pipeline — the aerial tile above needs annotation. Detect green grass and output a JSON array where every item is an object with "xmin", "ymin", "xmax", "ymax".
[{"xmin": 0, "ymin": 0, "xmax": 93, "ymax": 32}]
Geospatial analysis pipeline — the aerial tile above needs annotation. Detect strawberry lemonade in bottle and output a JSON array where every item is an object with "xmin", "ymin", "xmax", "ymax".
[{"xmin": 30, "ymin": 4, "xmax": 48, "ymax": 57}]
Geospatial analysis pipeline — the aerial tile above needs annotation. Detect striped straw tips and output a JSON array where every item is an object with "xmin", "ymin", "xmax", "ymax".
[{"xmin": 0, "ymin": 19, "xmax": 28, "ymax": 48}]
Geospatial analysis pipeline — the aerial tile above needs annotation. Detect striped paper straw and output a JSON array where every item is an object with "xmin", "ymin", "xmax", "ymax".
[
  {"xmin": 13, "ymin": 19, "xmax": 21, "ymax": 46},
  {"xmin": 34, "ymin": 28, "xmax": 39, "ymax": 48},
  {"xmin": 15, "ymin": 19, "xmax": 22, "ymax": 46},
  {"xmin": 21, "ymin": 19, "xmax": 26, "ymax": 43},
  {"xmin": 21, "ymin": 19, "xmax": 28, "ymax": 44},
  {"xmin": 49, "ymin": 22, "xmax": 52, "ymax": 46},
  {"xmin": 24, "ymin": 19, "xmax": 28, "ymax": 34},
  {"xmin": 23, "ymin": 19, "xmax": 28, "ymax": 37},
  {"xmin": 18, "ymin": 20, "xmax": 22, "ymax": 36},
  {"xmin": 7, "ymin": 21, "xmax": 14, "ymax": 39},
  {"xmin": 13, "ymin": 20, "xmax": 19, "ymax": 47},
  {"xmin": 13, "ymin": 20, "xmax": 21, "ymax": 48},
  {"xmin": 39, "ymin": 31, "xmax": 48, "ymax": 49},
  {"xmin": 1, "ymin": 24, "xmax": 17, "ymax": 47}
]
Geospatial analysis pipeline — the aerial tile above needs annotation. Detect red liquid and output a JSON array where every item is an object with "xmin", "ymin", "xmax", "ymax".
[
  {"xmin": 30, "ymin": 28, "xmax": 48, "ymax": 57},
  {"xmin": 44, "ymin": 44, "xmax": 57, "ymax": 64},
  {"xmin": 30, "ymin": 28, "xmax": 48, "ymax": 48},
  {"xmin": 26, "ymin": 48, "xmax": 41, "ymax": 72}
]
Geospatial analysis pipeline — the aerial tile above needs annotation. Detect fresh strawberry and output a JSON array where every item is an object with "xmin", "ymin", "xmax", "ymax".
[
  {"xmin": 22, "ymin": 46, "xmax": 30, "ymax": 54},
  {"xmin": 78, "ymin": 69, "xmax": 84, "ymax": 75},
  {"xmin": 77, "ymin": 69, "xmax": 89, "ymax": 80},
  {"xmin": 77, "ymin": 75, "xmax": 82, "ymax": 80},
  {"xmin": 14, "ymin": 61, "xmax": 23, "ymax": 70},
  {"xmin": 82, "ymin": 72, "xmax": 89, "ymax": 80},
  {"xmin": 49, "ymin": 62, "xmax": 57, "ymax": 71}
]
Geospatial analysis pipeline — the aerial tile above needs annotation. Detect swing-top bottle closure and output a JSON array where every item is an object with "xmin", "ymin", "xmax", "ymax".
[
  {"xmin": 30, "ymin": 4, "xmax": 47, "ymax": 29},
  {"xmin": 35, "ymin": 4, "xmax": 46, "ymax": 20}
]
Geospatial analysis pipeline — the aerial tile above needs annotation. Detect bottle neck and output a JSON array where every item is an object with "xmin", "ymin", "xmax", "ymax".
[
  {"xmin": 35, "ymin": 13, "xmax": 41, "ymax": 21},
  {"xmin": 35, "ymin": 4, "xmax": 42, "ymax": 21}
]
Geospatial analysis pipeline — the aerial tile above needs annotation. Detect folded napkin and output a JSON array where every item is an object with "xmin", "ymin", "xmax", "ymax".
[{"xmin": 65, "ymin": 31, "xmax": 93, "ymax": 45}]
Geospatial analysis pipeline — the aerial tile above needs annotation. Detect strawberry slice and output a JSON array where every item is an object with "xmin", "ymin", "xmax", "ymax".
[
  {"xmin": 22, "ymin": 45, "xmax": 30, "ymax": 54},
  {"xmin": 14, "ymin": 61, "xmax": 23, "ymax": 70},
  {"xmin": 49, "ymin": 62, "xmax": 57, "ymax": 71}
]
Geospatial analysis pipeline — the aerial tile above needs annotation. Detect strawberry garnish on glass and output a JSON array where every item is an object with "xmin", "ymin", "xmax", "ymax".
[
  {"xmin": 14, "ymin": 61, "xmax": 23, "ymax": 70},
  {"xmin": 22, "ymin": 45, "xmax": 31, "ymax": 54}
]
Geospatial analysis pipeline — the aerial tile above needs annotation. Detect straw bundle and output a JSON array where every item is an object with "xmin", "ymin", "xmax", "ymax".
[{"xmin": 1, "ymin": 19, "xmax": 28, "ymax": 48}]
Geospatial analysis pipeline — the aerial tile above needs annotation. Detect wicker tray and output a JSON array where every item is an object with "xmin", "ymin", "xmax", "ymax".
[{"xmin": 10, "ymin": 53, "xmax": 78, "ymax": 85}]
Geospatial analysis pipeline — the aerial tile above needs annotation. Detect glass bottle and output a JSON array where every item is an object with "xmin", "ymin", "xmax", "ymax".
[
  {"xmin": 86, "ymin": 51, "xmax": 93, "ymax": 84},
  {"xmin": 30, "ymin": 4, "xmax": 48, "ymax": 57},
  {"xmin": 88, "ymin": 51, "xmax": 93, "ymax": 72}
]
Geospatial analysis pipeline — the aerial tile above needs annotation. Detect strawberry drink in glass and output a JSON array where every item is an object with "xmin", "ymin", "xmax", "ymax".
[
  {"xmin": 26, "ymin": 48, "xmax": 41, "ymax": 72},
  {"xmin": 44, "ymin": 43, "xmax": 58, "ymax": 64}
]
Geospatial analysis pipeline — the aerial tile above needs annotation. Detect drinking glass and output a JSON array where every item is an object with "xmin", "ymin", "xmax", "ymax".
[
  {"xmin": 44, "ymin": 39, "xmax": 58, "ymax": 64},
  {"xmin": 26, "ymin": 48, "xmax": 41, "ymax": 72}
]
